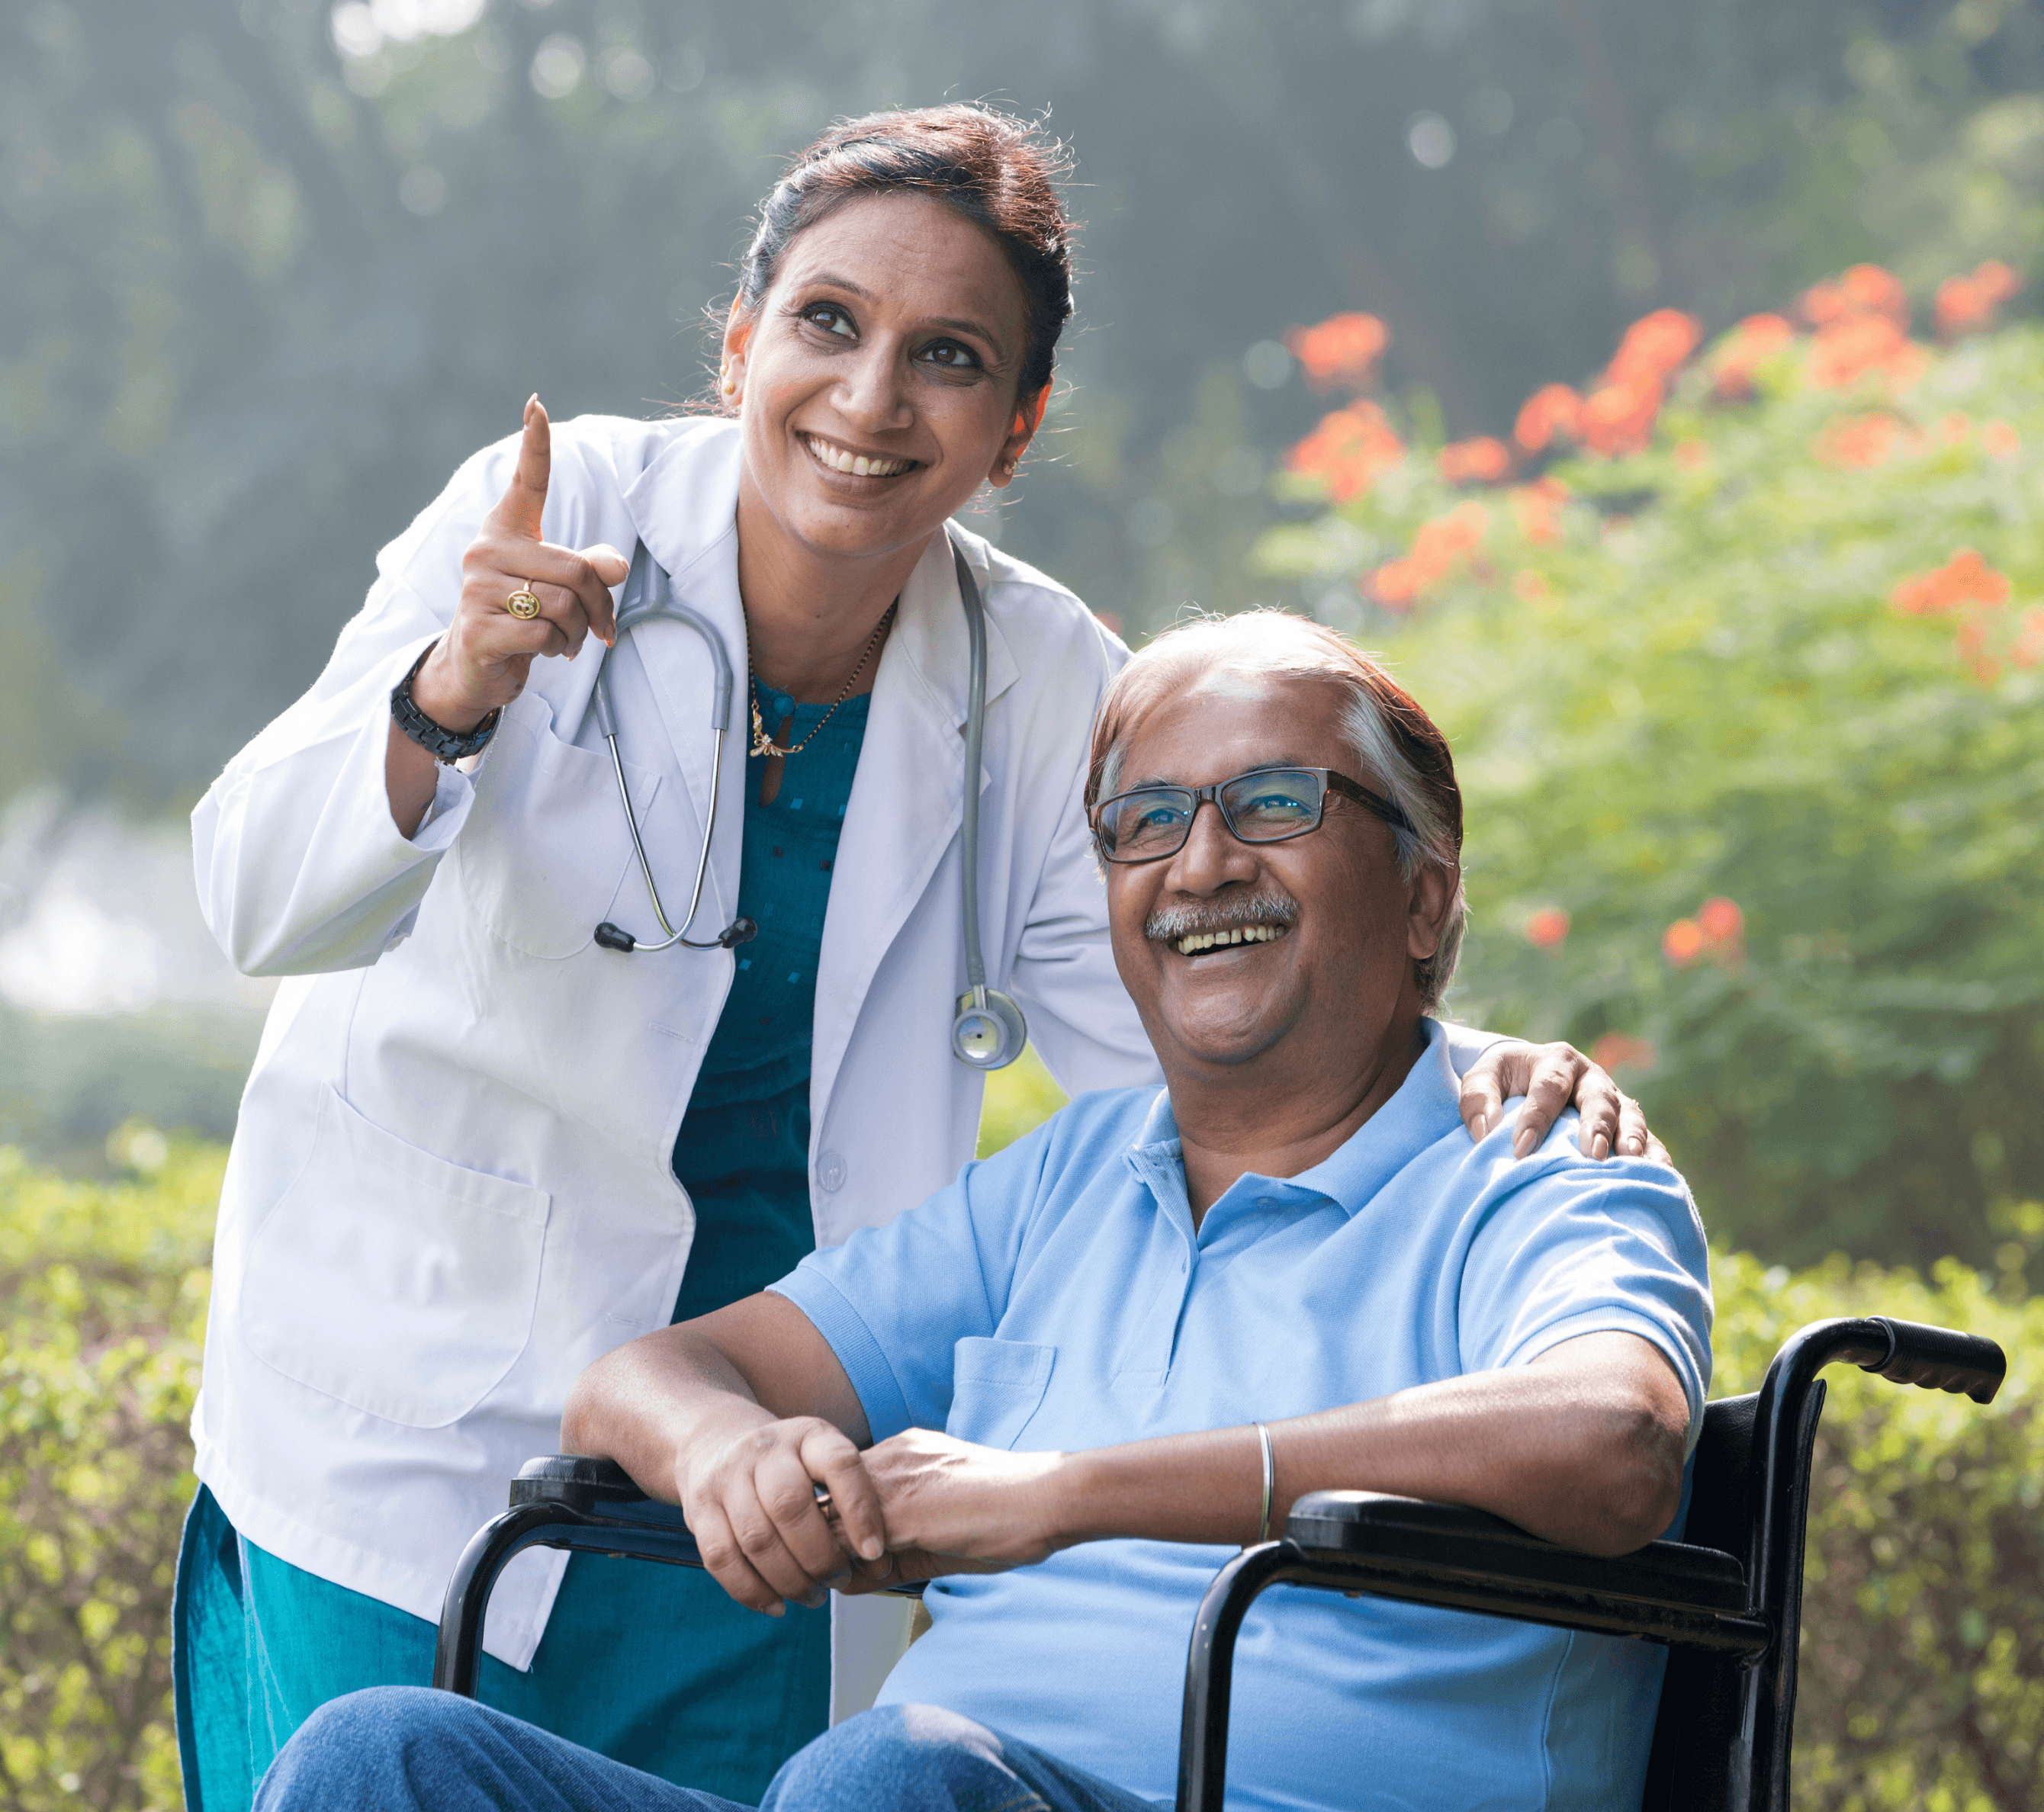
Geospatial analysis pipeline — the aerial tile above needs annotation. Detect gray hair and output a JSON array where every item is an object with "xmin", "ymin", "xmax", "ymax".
[{"xmin": 1088, "ymin": 610, "xmax": 1467, "ymax": 1014}]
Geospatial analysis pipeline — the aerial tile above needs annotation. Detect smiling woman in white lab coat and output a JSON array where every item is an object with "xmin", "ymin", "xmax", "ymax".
[{"xmin": 177, "ymin": 104, "xmax": 1654, "ymax": 1808}]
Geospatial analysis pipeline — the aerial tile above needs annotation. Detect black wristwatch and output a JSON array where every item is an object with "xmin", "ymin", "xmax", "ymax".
[{"xmin": 390, "ymin": 644, "xmax": 502, "ymax": 762}]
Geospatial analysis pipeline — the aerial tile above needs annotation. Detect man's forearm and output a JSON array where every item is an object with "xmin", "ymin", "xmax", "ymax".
[
  {"xmin": 561, "ymin": 1325, "xmax": 778, "ymax": 1499},
  {"xmin": 1049, "ymin": 1337, "xmax": 1686, "ymax": 1559}
]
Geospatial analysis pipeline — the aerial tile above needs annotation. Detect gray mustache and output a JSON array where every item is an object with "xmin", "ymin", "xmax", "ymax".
[{"xmin": 1144, "ymin": 892, "xmax": 1300, "ymax": 942}]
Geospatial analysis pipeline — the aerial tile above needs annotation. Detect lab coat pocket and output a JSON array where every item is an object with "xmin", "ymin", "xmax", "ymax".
[
  {"xmin": 239, "ymin": 1086, "xmax": 551, "ymax": 1428},
  {"xmin": 455, "ymin": 702, "xmax": 661, "ymax": 959},
  {"xmin": 946, "ymin": 1337, "xmax": 1055, "ymax": 1451}
]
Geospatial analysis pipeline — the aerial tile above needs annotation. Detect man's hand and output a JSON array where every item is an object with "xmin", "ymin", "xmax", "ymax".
[
  {"xmin": 677, "ymin": 1412, "xmax": 892, "ymax": 1617},
  {"xmin": 855, "ymin": 1428, "xmax": 1069, "ymax": 1575},
  {"xmin": 1457, "ymin": 1039, "xmax": 1670, "ymax": 1165}
]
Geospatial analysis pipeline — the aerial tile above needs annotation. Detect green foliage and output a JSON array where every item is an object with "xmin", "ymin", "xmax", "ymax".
[
  {"xmin": 1262, "ymin": 317, "xmax": 2044, "ymax": 1269},
  {"xmin": 975, "ymin": 1046, "xmax": 1070, "ymax": 1161},
  {"xmin": 1713, "ymin": 1236, "xmax": 2043, "ymax": 1811},
  {"xmin": 0, "ymin": 1138, "xmax": 220, "ymax": 1811}
]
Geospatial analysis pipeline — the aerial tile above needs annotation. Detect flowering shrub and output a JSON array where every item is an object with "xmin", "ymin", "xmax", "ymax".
[{"xmin": 1260, "ymin": 273, "xmax": 2044, "ymax": 1272}]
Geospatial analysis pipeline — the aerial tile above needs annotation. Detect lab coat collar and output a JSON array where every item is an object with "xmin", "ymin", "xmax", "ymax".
[{"xmin": 806, "ymin": 525, "xmax": 1019, "ymax": 1166}]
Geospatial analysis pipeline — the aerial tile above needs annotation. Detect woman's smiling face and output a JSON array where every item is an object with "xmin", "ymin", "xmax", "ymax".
[{"xmin": 725, "ymin": 190, "xmax": 1038, "ymax": 566}]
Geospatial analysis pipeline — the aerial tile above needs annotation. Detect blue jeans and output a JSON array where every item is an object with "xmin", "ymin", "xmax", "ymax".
[{"xmin": 253, "ymin": 1688, "xmax": 1169, "ymax": 1812}]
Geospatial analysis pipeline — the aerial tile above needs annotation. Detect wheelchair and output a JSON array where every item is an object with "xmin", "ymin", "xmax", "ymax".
[{"xmin": 434, "ymin": 1315, "xmax": 2006, "ymax": 1812}]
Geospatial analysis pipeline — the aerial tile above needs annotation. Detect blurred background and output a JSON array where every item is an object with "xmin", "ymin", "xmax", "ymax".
[{"xmin": 5, "ymin": 1, "xmax": 2043, "ymax": 1805}]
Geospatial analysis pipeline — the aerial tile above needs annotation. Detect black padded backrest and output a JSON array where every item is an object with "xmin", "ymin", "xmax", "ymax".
[{"xmin": 1638, "ymin": 1393, "xmax": 1759, "ymax": 1812}]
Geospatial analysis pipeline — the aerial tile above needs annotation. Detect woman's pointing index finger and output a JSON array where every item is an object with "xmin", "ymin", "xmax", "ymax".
[{"xmin": 491, "ymin": 394, "xmax": 551, "ymax": 537}]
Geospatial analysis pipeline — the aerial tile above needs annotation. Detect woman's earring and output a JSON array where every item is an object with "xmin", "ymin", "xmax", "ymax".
[{"xmin": 720, "ymin": 365, "xmax": 739, "ymax": 401}]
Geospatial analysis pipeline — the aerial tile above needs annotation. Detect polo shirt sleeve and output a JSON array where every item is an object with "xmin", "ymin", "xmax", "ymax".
[
  {"xmin": 1457, "ymin": 1118, "xmax": 1715, "ymax": 1447},
  {"xmin": 769, "ymin": 1113, "xmax": 1062, "ymax": 1444}
]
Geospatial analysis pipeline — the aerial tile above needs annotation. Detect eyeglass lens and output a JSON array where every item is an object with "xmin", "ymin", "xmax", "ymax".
[{"xmin": 1098, "ymin": 768, "xmax": 1326, "ymax": 861}]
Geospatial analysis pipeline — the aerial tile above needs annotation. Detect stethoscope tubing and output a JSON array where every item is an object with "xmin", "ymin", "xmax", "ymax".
[{"xmin": 591, "ymin": 528, "xmax": 1024, "ymax": 1064}]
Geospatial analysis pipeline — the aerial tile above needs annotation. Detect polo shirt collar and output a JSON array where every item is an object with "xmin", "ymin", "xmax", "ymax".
[{"xmin": 1125, "ymin": 1018, "xmax": 1464, "ymax": 1225}]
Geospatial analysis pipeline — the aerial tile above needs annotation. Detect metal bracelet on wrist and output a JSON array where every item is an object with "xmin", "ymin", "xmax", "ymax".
[{"xmin": 390, "ymin": 643, "xmax": 501, "ymax": 763}]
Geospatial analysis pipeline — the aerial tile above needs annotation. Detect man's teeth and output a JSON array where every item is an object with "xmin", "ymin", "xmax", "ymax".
[
  {"xmin": 805, "ymin": 434, "xmax": 914, "ymax": 478},
  {"xmin": 1174, "ymin": 926, "xmax": 1287, "ymax": 955}
]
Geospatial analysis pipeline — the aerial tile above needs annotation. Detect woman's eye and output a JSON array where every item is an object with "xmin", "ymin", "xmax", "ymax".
[
  {"xmin": 805, "ymin": 305, "xmax": 855, "ymax": 338},
  {"xmin": 919, "ymin": 339, "xmax": 982, "ymax": 371}
]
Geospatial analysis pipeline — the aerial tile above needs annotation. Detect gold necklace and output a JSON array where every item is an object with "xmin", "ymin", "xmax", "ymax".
[{"xmin": 748, "ymin": 602, "xmax": 897, "ymax": 760}]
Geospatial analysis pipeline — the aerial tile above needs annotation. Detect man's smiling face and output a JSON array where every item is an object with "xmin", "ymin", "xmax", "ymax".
[{"xmin": 1102, "ymin": 668, "xmax": 1448, "ymax": 1078}]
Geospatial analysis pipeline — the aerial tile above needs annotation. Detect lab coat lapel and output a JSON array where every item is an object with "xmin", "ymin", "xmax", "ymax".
[
  {"xmin": 809, "ymin": 526, "xmax": 1018, "ymax": 1139},
  {"xmin": 616, "ymin": 426, "xmax": 750, "ymax": 930}
]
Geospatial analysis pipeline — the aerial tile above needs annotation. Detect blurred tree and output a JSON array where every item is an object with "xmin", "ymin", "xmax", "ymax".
[{"xmin": 7, "ymin": 0, "xmax": 2044, "ymax": 809}]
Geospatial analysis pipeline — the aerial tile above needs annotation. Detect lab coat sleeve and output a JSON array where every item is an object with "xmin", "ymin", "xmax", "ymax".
[{"xmin": 191, "ymin": 432, "xmax": 554, "ymax": 976}]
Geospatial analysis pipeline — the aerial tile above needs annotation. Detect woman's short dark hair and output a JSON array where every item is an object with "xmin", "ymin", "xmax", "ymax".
[{"xmin": 735, "ymin": 104, "xmax": 1077, "ymax": 401}]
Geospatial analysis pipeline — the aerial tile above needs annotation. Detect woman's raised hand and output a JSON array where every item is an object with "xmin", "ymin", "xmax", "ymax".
[{"xmin": 410, "ymin": 397, "xmax": 629, "ymax": 732}]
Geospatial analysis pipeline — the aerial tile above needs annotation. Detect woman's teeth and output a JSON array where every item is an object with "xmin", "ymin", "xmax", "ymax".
[
  {"xmin": 804, "ymin": 434, "xmax": 914, "ymax": 478},
  {"xmin": 1175, "ymin": 925, "xmax": 1286, "ymax": 955}
]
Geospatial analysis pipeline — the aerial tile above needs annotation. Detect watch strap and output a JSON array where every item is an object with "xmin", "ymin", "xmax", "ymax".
[{"xmin": 390, "ymin": 644, "xmax": 501, "ymax": 763}]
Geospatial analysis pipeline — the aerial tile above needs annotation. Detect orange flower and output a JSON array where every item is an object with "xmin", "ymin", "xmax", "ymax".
[
  {"xmin": 1661, "ymin": 919, "xmax": 1706, "ymax": 965},
  {"xmin": 1806, "ymin": 313, "xmax": 1924, "ymax": 389},
  {"xmin": 1697, "ymin": 897, "xmax": 1744, "ymax": 944},
  {"xmin": 1589, "ymin": 1033, "xmax": 1659, "ymax": 1075},
  {"xmin": 1892, "ymin": 548, "xmax": 2010, "ymax": 615},
  {"xmin": 1802, "ymin": 264, "xmax": 1908, "ymax": 329},
  {"xmin": 1513, "ymin": 383, "xmax": 1583, "ymax": 452},
  {"xmin": 1438, "ymin": 435, "xmax": 1514, "ymax": 484},
  {"xmin": 1367, "ymin": 501, "xmax": 1489, "ymax": 607},
  {"xmin": 1975, "ymin": 259, "xmax": 2021, "ymax": 300},
  {"xmin": 2012, "ymin": 607, "xmax": 2044, "ymax": 669},
  {"xmin": 1940, "ymin": 411, "xmax": 1972, "ymax": 444},
  {"xmin": 1287, "ymin": 401, "xmax": 1406, "ymax": 503},
  {"xmin": 1525, "ymin": 908, "xmax": 1570, "ymax": 949},
  {"xmin": 1608, "ymin": 309, "xmax": 1702, "ymax": 387},
  {"xmin": 1512, "ymin": 568, "xmax": 1550, "ymax": 602},
  {"xmin": 1673, "ymin": 439, "xmax": 1708, "ymax": 471},
  {"xmin": 1936, "ymin": 260, "xmax": 2023, "ymax": 338},
  {"xmin": 1814, "ymin": 412, "xmax": 1904, "ymax": 468},
  {"xmin": 1982, "ymin": 420, "xmax": 2020, "ymax": 459},
  {"xmin": 1666, "ymin": 897, "xmax": 1744, "ymax": 968},
  {"xmin": 1579, "ymin": 374, "xmax": 1662, "ymax": 455},
  {"xmin": 1509, "ymin": 476, "xmax": 1570, "ymax": 545},
  {"xmin": 1287, "ymin": 313, "xmax": 1390, "ymax": 389},
  {"xmin": 1936, "ymin": 275, "xmax": 1993, "ymax": 339},
  {"xmin": 1710, "ymin": 313, "xmax": 1795, "ymax": 399}
]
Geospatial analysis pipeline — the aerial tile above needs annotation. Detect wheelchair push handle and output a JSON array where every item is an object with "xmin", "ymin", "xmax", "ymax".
[{"xmin": 1859, "ymin": 1316, "xmax": 2006, "ymax": 1403}]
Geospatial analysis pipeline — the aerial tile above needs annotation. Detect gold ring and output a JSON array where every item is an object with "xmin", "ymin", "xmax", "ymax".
[{"xmin": 505, "ymin": 582, "xmax": 541, "ymax": 620}]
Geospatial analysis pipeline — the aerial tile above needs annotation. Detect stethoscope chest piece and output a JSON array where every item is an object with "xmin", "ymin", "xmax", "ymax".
[{"xmin": 952, "ymin": 986, "xmax": 1027, "ymax": 1070}]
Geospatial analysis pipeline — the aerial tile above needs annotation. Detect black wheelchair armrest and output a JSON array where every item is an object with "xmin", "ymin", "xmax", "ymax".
[
  {"xmin": 1176, "ymin": 1495, "xmax": 1768, "ymax": 1812},
  {"xmin": 1281, "ymin": 1491, "xmax": 1760, "ymax": 1648},
  {"xmin": 433, "ymin": 1454, "xmax": 923, "ymax": 1700}
]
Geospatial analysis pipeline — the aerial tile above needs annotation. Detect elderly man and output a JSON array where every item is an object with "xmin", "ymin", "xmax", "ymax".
[{"xmin": 258, "ymin": 613, "xmax": 1711, "ymax": 1812}]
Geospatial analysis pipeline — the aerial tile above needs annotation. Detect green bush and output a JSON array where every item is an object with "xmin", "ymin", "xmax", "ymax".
[
  {"xmin": 1258, "ymin": 297, "xmax": 2044, "ymax": 1271},
  {"xmin": 5, "ymin": 1122, "xmax": 2035, "ymax": 1808},
  {"xmin": 0, "ymin": 1137, "xmax": 219, "ymax": 1811}
]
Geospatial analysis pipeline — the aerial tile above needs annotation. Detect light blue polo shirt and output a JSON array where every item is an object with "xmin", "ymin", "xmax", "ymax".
[{"xmin": 771, "ymin": 1018, "xmax": 1711, "ymax": 1812}]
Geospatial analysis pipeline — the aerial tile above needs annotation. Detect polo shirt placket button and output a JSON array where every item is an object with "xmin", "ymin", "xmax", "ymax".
[{"xmin": 816, "ymin": 1151, "xmax": 847, "ymax": 1193}]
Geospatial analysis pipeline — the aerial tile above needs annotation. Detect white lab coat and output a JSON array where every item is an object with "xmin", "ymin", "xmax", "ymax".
[{"xmin": 191, "ymin": 411, "xmax": 1499, "ymax": 1709}]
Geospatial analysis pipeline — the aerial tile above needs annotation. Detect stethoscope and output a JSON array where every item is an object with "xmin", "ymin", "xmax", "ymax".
[{"xmin": 588, "ymin": 531, "xmax": 1027, "ymax": 1071}]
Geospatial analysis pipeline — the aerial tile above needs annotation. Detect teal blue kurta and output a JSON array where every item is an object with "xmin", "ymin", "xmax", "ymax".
[{"xmin": 175, "ymin": 688, "xmax": 871, "ymax": 1809}]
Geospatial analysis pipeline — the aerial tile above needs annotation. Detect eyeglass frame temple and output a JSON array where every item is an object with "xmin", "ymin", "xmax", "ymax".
[{"xmin": 1091, "ymin": 766, "xmax": 1414, "ymax": 864}]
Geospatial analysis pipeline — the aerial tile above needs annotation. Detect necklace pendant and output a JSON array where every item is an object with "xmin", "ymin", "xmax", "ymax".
[{"xmin": 748, "ymin": 697, "xmax": 784, "ymax": 761}]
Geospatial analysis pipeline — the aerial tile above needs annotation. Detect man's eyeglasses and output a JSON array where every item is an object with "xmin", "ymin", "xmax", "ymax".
[{"xmin": 1091, "ymin": 766, "xmax": 1413, "ymax": 866}]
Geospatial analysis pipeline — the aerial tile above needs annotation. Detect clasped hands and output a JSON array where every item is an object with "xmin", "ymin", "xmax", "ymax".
[{"xmin": 677, "ymin": 1412, "xmax": 1065, "ymax": 1618}]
